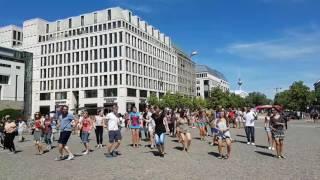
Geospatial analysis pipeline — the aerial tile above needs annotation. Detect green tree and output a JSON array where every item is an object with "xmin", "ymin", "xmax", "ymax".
[
  {"xmin": 0, "ymin": 109, "xmax": 23, "ymax": 120},
  {"xmin": 207, "ymin": 87, "xmax": 229, "ymax": 109},
  {"xmin": 147, "ymin": 94, "xmax": 159, "ymax": 106},
  {"xmin": 245, "ymin": 92, "xmax": 271, "ymax": 107}
]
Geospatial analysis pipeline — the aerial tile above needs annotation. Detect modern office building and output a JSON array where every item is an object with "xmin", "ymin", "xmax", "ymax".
[
  {"xmin": 196, "ymin": 65, "xmax": 229, "ymax": 98},
  {"xmin": 0, "ymin": 25, "xmax": 23, "ymax": 48},
  {"xmin": 0, "ymin": 7, "xmax": 195, "ymax": 114},
  {"xmin": 174, "ymin": 46, "xmax": 196, "ymax": 97},
  {"xmin": 0, "ymin": 47, "xmax": 33, "ymax": 116},
  {"xmin": 315, "ymin": 80, "xmax": 320, "ymax": 91}
]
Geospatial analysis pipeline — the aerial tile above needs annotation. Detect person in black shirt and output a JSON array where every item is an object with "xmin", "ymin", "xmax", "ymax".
[
  {"xmin": 270, "ymin": 107, "xmax": 286, "ymax": 159},
  {"xmin": 151, "ymin": 106, "xmax": 169, "ymax": 157}
]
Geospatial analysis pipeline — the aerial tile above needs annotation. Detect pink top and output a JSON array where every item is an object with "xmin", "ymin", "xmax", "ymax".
[{"xmin": 82, "ymin": 117, "xmax": 91, "ymax": 132}]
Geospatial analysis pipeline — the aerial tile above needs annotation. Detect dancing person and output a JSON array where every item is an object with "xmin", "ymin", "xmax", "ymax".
[
  {"xmin": 177, "ymin": 110, "xmax": 191, "ymax": 152},
  {"xmin": 105, "ymin": 105, "xmax": 122, "ymax": 158},
  {"xmin": 236, "ymin": 108, "xmax": 243, "ymax": 129},
  {"xmin": 129, "ymin": 107, "xmax": 141, "ymax": 148},
  {"xmin": 166, "ymin": 111, "xmax": 174, "ymax": 136},
  {"xmin": 216, "ymin": 110, "xmax": 232, "ymax": 159},
  {"xmin": 265, "ymin": 111, "xmax": 274, "ymax": 150},
  {"xmin": 43, "ymin": 114, "xmax": 53, "ymax": 150},
  {"xmin": 270, "ymin": 108, "xmax": 287, "ymax": 159},
  {"xmin": 55, "ymin": 105, "xmax": 75, "ymax": 161},
  {"xmin": 79, "ymin": 111, "xmax": 92, "ymax": 155},
  {"xmin": 33, "ymin": 112, "xmax": 44, "ymax": 155},
  {"xmin": 152, "ymin": 106, "xmax": 169, "ymax": 157},
  {"xmin": 4, "ymin": 116, "xmax": 17, "ymax": 154},
  {"xmin": 197, "ymin": 110, "xmax": 208, "ymax": 141},
  {"xmin": 17, "ymin": 117, "xmax": 26, "ymax": 142},
  {"xmin": 244, "ymin": 108, "xmax": 256, "ymax": 146},
  {"xmin": 208, "ymin": 110, "xmax": 217, "ymax": 146},
  {"xmin": 94, "ymin": 109, "xmax": 106, "ymax": 148},
  {"xmin": 145, "ymin": 106, "xmax": 155, "ymax": 149}
]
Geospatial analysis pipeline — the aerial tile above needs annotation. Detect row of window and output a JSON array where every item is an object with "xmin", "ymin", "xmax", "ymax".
[
  {"xmin": 39, "ymin": 74, "xmax": 175, "ymax": 92},
  {"xmin": 41, "ymin": 18, "xmax": 170, "ymax": 52},
  {"xmin": 39, "ymin": 88, "xmax": 148, "ymax": 101}
]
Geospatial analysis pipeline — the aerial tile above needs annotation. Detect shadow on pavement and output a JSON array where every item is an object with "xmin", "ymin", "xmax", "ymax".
[
  {"xmin": 234, "ymin": 140, "xmax": 247, "ymax": 144},
  {"xmin": 208, "ymin": 152, "xmax": 220, "ymax": 158},
  {"xmin": 236, "ymin": 134, "xmax": 246, "ymax": 138},
  {"xmin": 255, "ymin": 145, "xmax": 268, "ymax": 149},
  {"xmin": 255, "ymin": 151, "xmax": 274, "ymax": 158},
  {"xmin": 174, "ymin": 146, "xmax": 184, "ymax": 151},
  {"xmin": 171, "ymin": 139, "xmax": 179, "ymax": 143},
  {"xmin": 193, "ymin": 137, "xmax": 201, "ymax": 140},
  {"xmin": 15, "ymin": 150, "xmax": 23, "ymax": 154}
]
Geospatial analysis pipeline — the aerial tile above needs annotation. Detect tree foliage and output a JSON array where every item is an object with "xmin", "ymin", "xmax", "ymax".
[
  {"xmin": 245, "ymin": 92, "xmax": 272, "ymax": 107},
  {"xmin": 274, "ymin": 81, "xmax": 314, "ymax": 111}
]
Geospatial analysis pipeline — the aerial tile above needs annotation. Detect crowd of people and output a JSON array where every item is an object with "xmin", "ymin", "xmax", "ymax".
[{"xmin": 0, "ymin": 105, "xmax": 289, "ymax": 160}]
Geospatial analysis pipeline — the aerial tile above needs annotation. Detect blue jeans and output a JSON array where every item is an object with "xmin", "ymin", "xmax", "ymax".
[{"xmin": 155, "ymin": 133, "xmax": 165, "ymax": 145}]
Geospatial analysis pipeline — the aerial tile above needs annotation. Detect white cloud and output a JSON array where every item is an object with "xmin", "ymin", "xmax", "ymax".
[{"xmin": 221, "ymin": 26, "xmax": 320, "ymax": 61}]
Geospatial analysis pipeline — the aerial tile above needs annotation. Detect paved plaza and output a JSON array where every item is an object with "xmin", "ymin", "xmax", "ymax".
[{"xmin": 1, "ymin": 119, "xmax": 320, "ymax": 180}]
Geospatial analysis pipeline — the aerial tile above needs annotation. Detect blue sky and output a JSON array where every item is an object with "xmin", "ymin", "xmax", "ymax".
[{"xmin": 1, "ymin": 0, "xmax": 320, "ymax": 98}]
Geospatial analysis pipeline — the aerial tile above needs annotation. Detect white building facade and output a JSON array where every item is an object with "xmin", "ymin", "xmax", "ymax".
[
  {"xmin": 0, "ymin": 25, "xmax": 23, "ymax": 48},
  {"xmin": 0, "ymin": 7, "xmax": 194, "ymax": 114},
  {"xmin": 0, "ymin": 52, "xmax": 25, "ymax": 101},
  {"xmin": 196, "ymin": 65, "xmax": 229, "ymax": 99}
]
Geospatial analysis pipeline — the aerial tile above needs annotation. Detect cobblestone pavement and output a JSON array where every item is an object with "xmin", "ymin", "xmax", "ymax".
[{"xmin": 1, "ymin": 119, "xmax": 320, "ymax": 180}]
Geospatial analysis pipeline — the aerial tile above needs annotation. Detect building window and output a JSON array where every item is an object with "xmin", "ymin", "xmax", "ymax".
[
  {"xmin": 0, "ymin": 75, "xmax": 9, "ymax": 84},
  {"xmin": 40, "ymin": 93, "xmax": 50, "ymax": 100},
  {"xmin": 127, "ymin": 88, "xmax": 136, "ymax": 97},
  {"xmin": 107, "ymin": 9, "xmax": 111, "ymax": 20},
  {"xmin": 94, "ymin": 12, "xmax": 97, "ymax": 24},
  {"xmin": 81, "ymin": 15, "xmax": 84, "ymax": 26},
  {"xmin": 140, "ymin": 90, "xmax": 147, "ymax": 98},
  {"xmin": 84, "ymin": 90, "xmax": 97, "ymax": 98},
  {"xmin": 0, "ymin": 63, "xmax": 11, "ymax": 68},
  {"xmin": 104, "ymin": 88, "xmax": 117, "ymax": 97},
  {"xmin": 55, "ymin": 92, "xmax": 67, "ymax": 100},
  {"xmin": 68, "ymin": 18, "xmax": 72, "ymax": 28}
]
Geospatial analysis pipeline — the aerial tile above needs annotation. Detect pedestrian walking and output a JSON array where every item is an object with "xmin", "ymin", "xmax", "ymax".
[
  {"xmin": 216, "ymin": 110, "xmax": 232, "ymax": 159},
  {"xmin": 55, "ymin": 105, "xmax": 75, "ymax": 161},
  {"xmin": 4, "ymin": 116, "xmax": 17, "ymax": 154},
  {"xmin": 94, "ymin": 109, "xmax": 106, "ymax": 148},
  {"xmin": 244, "ymin": 108, "xmax": 256, "ymax": 146},
  {"xmin": 17, "ymin": 117, "xmax": 26, "ymax": 142},
  {"xmin": 270, "ymin": 107, "xmax": 287, "ymax": 159},
  {"xmin": 105, "ymin": 105, "xmax": 122, "ymax": 158},
  {"xmin": 197, "ymin": 110, "xmax": 208, "ymax": 141},
  {"xmin": 144, "ymin": 106, "xmax": 155, "ymax": 149},
  {"xmin": 33, "ymin": 112, "xmax": 44, "ymax": 155},
  {"xmin": 265, "ymin": 112, "xmax": 274, "ymax": 150},
  {"xmin": 129, "ymin": 107, "xmax": 141, "ymax": 148},
  {"xmin": 177, "ymin": 110, "xmax": 191, "ymax": 152},
  {"xmin": 43, "ymin": 114, "xmax": 53, "ymax": 150},
  {"xmin": 152, "ymin": 106, "xmax": 169, "ymax": 157},
  {"xmin": 79, "ymin": 111, "xmax": 93, "ymax": 155}
]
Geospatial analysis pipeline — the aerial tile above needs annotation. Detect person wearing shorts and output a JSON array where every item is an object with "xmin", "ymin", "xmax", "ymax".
[
  {"xmin": 177, "ymin": 110, "xmax": 191, "ymax": 152},
  {"xmin": 129, "ymin": 107, "xmax": 141, "ymax": 148},
  {"xmin": 55, "ymin": 106, "xmax": 75, "ymax": 161},
  {"xmin": 33, "ymin": 112, "xmax": 44, "ymax": 155},
  {"xmin": 79, "ymin": 111, "xmax": 92, "ymax": 155},
  {"xmin": 216, "ymin": 111, "xmax": 231, "ymax": 160},
  {"xmin": 105, "ymin": 105, "xmax": 122, "ymax": 158}
]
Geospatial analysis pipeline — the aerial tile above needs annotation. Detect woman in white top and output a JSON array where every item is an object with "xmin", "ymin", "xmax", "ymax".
[
  {"xmin": 17, "ymin": 117, "xmax": 26, "ymax": 142},
  {"xmin": 216, "ymin": 110, "xmax": 232, "ymax": 159},
  {"xmin": 94, "ymin": 109, "xmax": 106, "ymax": 148}
]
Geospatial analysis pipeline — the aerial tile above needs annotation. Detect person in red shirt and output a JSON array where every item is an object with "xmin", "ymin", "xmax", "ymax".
[
  {"xmin": 79, "ymin": 111, "xmax": 93, "ymax": 155},
  {"xmin": 43, "ymin": 114, "xmax": 53, "ymax": 150},
  {"xmin": 33, "ymin": 112, "xmax": 44, "ymax": 155}
]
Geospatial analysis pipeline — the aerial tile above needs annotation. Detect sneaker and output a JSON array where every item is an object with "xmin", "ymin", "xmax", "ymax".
[
  {"xmin": 277, "ymin": 155, "xmax": 282, "ymax": 159},
  {"xmin": 247, "ymin": 142, "xmax": 250, "ymax": 145},
  {"xmin": 105, "ymin": 153, "xmax": 113, "ymax": 158},
  {"xmin": 280, "ymin": 155, "xmax": 286, "ymax": 159},
  {"xmin": 218, "ymin": 155, "xmax": 223, "ymax": 159},
  {"xmin": 268, "ymin": 147, "xmax": 272, "ymax": 150},
  {"xmin": 114, "ymin": 151, "xmax": 122, "ymax": 156},
  {"xmin": 66, "ymin": 154, "xmax": 74, "ymax": 161},
  {"xmin": 82, "ymin": 150, "xmax": 89, "ymax": 155},
  {"xmin": 54, "ymin": 156, "xmax": 64, "ymax": 161},
  {"xmin": 251, "ymin": 143, "xmax": 255, "ymax": 146},
  {"xmin": 111, "ymin": 151, "xmax": 118, "ymax": 157}
]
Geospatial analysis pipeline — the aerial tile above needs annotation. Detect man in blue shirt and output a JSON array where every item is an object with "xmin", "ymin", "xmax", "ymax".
[{"xmin": 55, "ymin": 105, "xmax": 75, "ymax": 161}]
